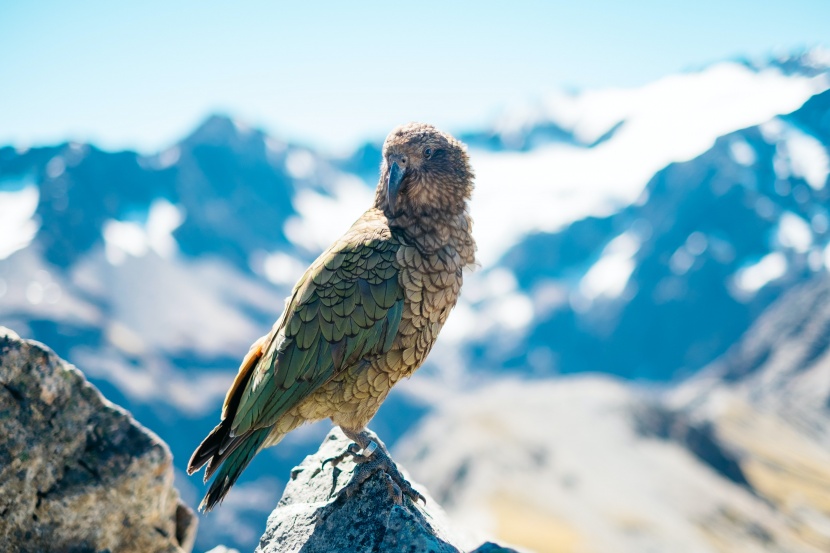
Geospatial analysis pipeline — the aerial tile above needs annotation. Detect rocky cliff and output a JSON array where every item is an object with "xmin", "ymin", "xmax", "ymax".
[{"xmin": 0, "ymin": 327, "xmax": 197, "ymax": 553}]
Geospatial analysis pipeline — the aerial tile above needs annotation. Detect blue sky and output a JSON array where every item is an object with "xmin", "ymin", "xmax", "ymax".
[{"xmin": 1, "ymin": 1, "xmax": 828, "ymax": 153}]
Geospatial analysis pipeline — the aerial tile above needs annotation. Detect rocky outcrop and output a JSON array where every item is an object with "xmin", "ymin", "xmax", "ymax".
[
  {"xmin": 256, "ymin": 427, "xmax": 516, "ymax": 553},
  {"xmin": 0, "ymin": 327, "xmax": 197, "ymax": 553}
]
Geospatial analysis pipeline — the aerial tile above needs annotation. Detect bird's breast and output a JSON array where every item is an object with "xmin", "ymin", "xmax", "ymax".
[
  {"xmin": 394, "ymin": 244, "xmax": 463, "ymax": 372},
  {"xmin": 309, "ymin": 241, "xmax": 468, "ymax": 431}
]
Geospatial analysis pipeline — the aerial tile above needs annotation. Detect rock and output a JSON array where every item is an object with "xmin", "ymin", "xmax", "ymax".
[
  {"xmin": 255, "ymin": 428, "xmax": 517, "ymax": 553},
  {"xmin": 0, "ymin": 327, "xmax": 197, "ymax": 553}
]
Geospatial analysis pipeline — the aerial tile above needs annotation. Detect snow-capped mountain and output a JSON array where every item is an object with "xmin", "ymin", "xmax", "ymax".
[
  {"xmin": 2, "ymin": 50, "xmax": 830, "ymax": 552},
  {"xmin": 460, "ymin": 68, "xmax": 830, "ymax": 382}
]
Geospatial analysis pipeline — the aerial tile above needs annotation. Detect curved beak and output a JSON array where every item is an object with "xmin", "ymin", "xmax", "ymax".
[{"xmin": 386, "ymin": 161, "xmax": 405, "ymax": 212}]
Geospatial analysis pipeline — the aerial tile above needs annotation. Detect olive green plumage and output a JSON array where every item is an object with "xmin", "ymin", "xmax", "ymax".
[
  {"xmin": 188, "ymin": 123, "xmax": 476, "ymax": 511},
  {"xmin": 233, "ymin": 233, "xmax": 405, "ymax": 437}
]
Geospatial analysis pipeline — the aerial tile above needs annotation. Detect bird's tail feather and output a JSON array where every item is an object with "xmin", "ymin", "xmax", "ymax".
[
  {"xmin": 189, "ymin": 332, "xmax": 263, "ymax": 478},
  {"xmin": 188, "ymin": 417, "xmax": 249, "ymax": 482},
  {"xmin": 187, "ymin": 420, "xmax": 228, "ymax": 476},
  {"xmin": 199, "ymin": 427, "xmax": 271, "ymax": 512}
]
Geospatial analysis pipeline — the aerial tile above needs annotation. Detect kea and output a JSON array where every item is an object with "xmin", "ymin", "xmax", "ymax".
[{"xmin": 188, "ymin": 123, "xmax": 476, "ymax": 511}]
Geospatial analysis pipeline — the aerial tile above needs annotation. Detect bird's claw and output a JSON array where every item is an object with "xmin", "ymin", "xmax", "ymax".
[
  {"xmin": 322, "ymin": 442, "xmax": 361, "ymax": 469},
  {"xmin": 387, "ymin": 471, "xmax": 425, "ymax": 504},
  {"xmin": 329, "ymin": 439, "xmax": 425, "ymax": 505}
]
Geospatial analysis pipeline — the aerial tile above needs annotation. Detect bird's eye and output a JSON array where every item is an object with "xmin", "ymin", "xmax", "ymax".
[{"xmin": 424, "ymin": 148, "xmax": 432, "ymax": 159}]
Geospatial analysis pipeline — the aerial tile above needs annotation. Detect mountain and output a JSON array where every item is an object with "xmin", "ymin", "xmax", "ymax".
[
  {"xmin": 460, "ymin": 63, "xmax": 830, "ymax": 381},
  {"xmin": 2, "ymin": 50, "xmax": 830, "ymax": 551}
]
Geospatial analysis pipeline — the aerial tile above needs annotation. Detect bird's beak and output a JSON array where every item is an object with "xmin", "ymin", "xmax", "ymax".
[{"xmin": 386, "ymin": 161, "xmax": 405, "ymax": 212}]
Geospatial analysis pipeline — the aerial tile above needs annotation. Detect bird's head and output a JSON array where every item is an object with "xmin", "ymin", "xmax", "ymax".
[{"xmin": 376, "ymin": 123, "xmax": 473, "ymax": 219}]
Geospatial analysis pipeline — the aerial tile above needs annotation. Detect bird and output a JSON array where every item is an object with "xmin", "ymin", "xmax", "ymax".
[{"xmin": 187, "ymin": 122, "xmax": 477, "ymax": 512}]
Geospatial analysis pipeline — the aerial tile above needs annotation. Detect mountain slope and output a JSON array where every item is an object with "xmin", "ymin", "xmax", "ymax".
[{"xmin": 395, "ymin": 375, "xmax": 830, "ymax": 553}]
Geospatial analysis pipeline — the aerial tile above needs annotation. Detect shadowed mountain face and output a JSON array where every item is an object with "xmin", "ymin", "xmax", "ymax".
[
  {"xmin": 1, "ymin": 54, "xmax": 829, "ymax": 551},
  {"xmin": 1, "ymin": 115, "xmax": 299, "ymax": 271}
]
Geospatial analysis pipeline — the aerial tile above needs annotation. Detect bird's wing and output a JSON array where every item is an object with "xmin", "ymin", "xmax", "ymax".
[{"xmin": 229, "ymin": 224, "xmax": 404, "ymax": 436}]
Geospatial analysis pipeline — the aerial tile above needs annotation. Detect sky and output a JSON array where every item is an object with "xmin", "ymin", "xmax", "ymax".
[{"xmin": 1, "ymin": 1, "xmax": 828, "ymax": 154}]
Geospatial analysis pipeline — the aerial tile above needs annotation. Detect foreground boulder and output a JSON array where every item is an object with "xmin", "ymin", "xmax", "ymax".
[
  {"xmin": 256, "ymin": 428, "xmax": 515, "ymax": 553},
  {"xmin": 0, "ymin": 327, "xmax": 197, "ymax": 553}
]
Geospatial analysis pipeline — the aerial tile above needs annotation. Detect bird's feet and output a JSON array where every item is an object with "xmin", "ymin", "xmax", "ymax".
[{"xmin": 322, "ymin": 431, "xmax": 425, "ymax": 505}]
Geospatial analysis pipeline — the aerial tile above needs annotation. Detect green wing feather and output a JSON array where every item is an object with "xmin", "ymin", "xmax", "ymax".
[{"xmin": 230, "ymin": 230, "xmax": 404, "ymax": 436}]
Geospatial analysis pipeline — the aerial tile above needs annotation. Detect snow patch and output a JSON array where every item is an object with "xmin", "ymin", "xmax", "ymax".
[
  {"xmin": 777, "ymin": 212, "xmax": 812, "ymax": 252},
  {"xmin": 490, "ymin": 293, "xmax": 534, "ymax": 330},
  {"xmin": 262, "ymin": 251, "xmax": 306, "ymax": 286},
  {"xmin": 25, "ymin": 276, "xmax": 62, "ymax": 305},
  {"xmin": 103, "ymin": 199, "xmax": 184, "ymax": 265},
  {"xmin": 785, "ymin": 127, "xmax": 829, "ymax": 190},
  {"xmin": 580, "ymin": 232, "xmax": 640, "ymax": 300},
  {"xmin": 284, "ymin": 174, "xmax": 373, "ymax": 252},
  {"xmin": 729, "ymin": 139, "xmax": 756, "ymax": 166},
  {"xmin": 802, "ymin": 47, "xmax": 830, "ymax": 70},
  {"xmin": 669, "ymin": 248, "xmax": 694, "ymax": 276},
  {"xmin": 285, "ymin": 149, "xmax": 316, "ymax": 179},
  {"xmin": 71, "ymin": 248, "xmax": 278, "ymax": 358},
  {"xmin": 734, "ymin": 252, "xmax": 787, "ymax": 293},
  {"xmin": 442, "ymin": 268, "xmax": 533, "ymax": 340},
  {"xmin": 146, "ymin": 200, "xmax": 184, "ymax": 257},
  {"xmin": 0, "ymin": 184, "xmax": 40, "ymax": 260},
  {"xmin": 0, "ymin": 247, "xmax": 103, "ymax": 326},
  {"xmin": 771, "ymin": 121, "xmax": 830, "ymax": 189},
  {"xmin": 104, "ymin": 221, "xmax": 147, "ymax": 261}
]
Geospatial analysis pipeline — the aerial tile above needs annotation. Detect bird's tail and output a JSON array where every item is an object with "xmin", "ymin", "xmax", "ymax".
[{"xmin": 197, "ymin": 427, "xmax": 271, "ymax": 512}]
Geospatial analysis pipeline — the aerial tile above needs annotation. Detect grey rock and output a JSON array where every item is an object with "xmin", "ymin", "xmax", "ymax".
[
  {"xmin": 255, "ymin": 428, "xmax": 514, "ymax": 553},
  {"xmin": 0, "ymin": 327, "xmax": 197, "ymax": 553}
]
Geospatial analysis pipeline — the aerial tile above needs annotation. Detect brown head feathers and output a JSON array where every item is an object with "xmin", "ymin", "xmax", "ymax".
[{"xmin": 374, "ymin": 123, "xmax": 474, "ymax": 219}]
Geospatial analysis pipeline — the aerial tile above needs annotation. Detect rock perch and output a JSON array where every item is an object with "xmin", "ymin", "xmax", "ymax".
[
  {"xmin": 0, "ymin": 327, "xmax": 197, "ymax": 553},
  {"xmin": 255, "ymin": 427, "xmax": 516, "ymax": 553}
]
